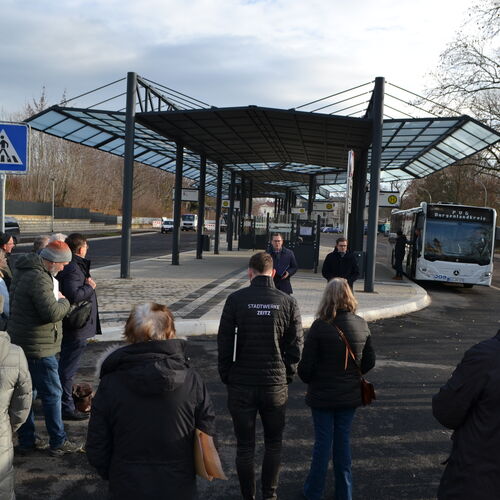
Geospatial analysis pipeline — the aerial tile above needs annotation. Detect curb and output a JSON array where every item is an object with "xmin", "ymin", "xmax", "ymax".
[{"xmin": 97, "ymin": 278, "xmax": 430, "ymax": 341}]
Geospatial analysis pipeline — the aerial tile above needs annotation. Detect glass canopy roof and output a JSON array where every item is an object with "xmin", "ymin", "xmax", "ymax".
[{"xmin": 26, "ymin": 103, "xmax": 500, "ymax": 199}]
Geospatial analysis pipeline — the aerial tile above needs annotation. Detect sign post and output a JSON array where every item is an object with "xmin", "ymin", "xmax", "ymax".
[
  {"xmin": 0, "ymin": 122, "xmax": 30, "ymax": 232},
  {"xmin": 344, "ymin": 150, "xmax": 354, "ymax": 236}
]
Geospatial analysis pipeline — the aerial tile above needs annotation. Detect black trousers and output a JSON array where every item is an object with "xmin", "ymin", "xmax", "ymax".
[{"xmin": 227, "ymin": 384, "xmax": 288, "ymax": 500}]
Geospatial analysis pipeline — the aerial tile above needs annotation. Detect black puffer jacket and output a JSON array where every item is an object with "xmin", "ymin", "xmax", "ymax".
[
  {"xmin": 298, "ymin": 311, "xmax": 375, "ymax": 409},
  {"xmin": 86, "ymin": 339, "xmax": 215, "ymax": 500},
  {"xmin": 218, "ymin": 275, "xmax": 303, "ymax": 386},
  {"xmin": 433, "ymin": 331, "xmax": 500, "ymax": 500}
]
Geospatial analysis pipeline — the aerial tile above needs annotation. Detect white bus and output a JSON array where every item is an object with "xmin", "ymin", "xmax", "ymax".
[{"xmin": 389, "ymin": 202, "xmax": 496, "ymax": 287}]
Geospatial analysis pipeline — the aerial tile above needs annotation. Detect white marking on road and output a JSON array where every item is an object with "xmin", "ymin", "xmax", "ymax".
[
  {"xmin": 374, "ymin": 358, "xmax": 454, "ymax": 371},
  {"xmin": 173, "ymin": 270, "xmax": 248, "ymax": 317}
]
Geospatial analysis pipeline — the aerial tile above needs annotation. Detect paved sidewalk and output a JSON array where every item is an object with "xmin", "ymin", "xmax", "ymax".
[{"xmin": 93, "ymin": 242, "xmax": 430, "ymax": 340}]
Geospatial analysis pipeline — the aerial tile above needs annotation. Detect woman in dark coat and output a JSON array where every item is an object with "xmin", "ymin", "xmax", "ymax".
[
  {"xmin": 57, "ymin": 233, "xmax": 101, "ymax": 420},
  {"xmin": 298, "ymin": 278, "xmax": 375, "ymax": 500},
  {"xmin": 86, "ymin": 303, "xmax": 216, "ymax": 500}
]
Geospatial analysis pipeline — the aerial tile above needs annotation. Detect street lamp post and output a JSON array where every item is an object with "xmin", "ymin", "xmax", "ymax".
[
  {"xmin": 51, "ymin": 177, "xmax": 55, "ymax": 233},
  {"xmin": 420, "ymin": 188, "xmax": 432, "ymax": 203},
  {"xmin": 476, "ymin": 179, "xmax": 487, "ymax": 207}
]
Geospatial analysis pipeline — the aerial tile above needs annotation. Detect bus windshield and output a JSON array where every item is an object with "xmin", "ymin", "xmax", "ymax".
[
  {"xmin": 424, "ymin": 220, "xmax": 493, "ymax": 265},
  {"xmin": 182, "ymin": 214, "xmax": 195, "ymax": 221}
]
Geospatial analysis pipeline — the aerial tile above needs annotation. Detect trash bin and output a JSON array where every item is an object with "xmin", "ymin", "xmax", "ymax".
[
  {"xmin": 202, "ymin": 234, "xmax": 211, "ymax": 251},
  {"xmin": 353, "ymin": 251, "xmax": 365, "ymax": 279}
]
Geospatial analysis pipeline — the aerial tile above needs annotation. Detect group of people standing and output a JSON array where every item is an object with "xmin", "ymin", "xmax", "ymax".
[
  {"xmin": 83, "ymin": 240, "xmax": 374, "ymax": 500},
  {"xmin": 0, "ymin": 232, "xmax": 100, "ymax": 499},
  {"xmin": 0, "ymin": 230, "xmax": 494, "ymax": 500}
]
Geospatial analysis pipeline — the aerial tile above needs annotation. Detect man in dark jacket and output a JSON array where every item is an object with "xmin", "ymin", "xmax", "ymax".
[
  {"xmin": 266, "ymin": 233, "xmax": 298, "ymax": 295},
  {"xmin": 321, "ymin": 238, "xmax": 359, "ymax": 289},
  {"xmin": 218, "ymin": 251, "xmax": 303, "ymax": 500},
  {"xmin": 392, "ymin": 230, "xmax": 408, "ymax": 280},
  {"xmin": 9, "ymin": 240, "xmax": 81, "ymax": 456},
  {"xmin": 57, "ymin": 233, "xmax": 101, "ymax": 420},
  {"xmin": 432, "ymin": 330, "xmax": 500, "ymax": 500}
]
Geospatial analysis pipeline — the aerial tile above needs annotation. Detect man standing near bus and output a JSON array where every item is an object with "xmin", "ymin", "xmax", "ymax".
[{"xmin": 393, "ymin": 230, "xmax": 408, "ymax": 280}]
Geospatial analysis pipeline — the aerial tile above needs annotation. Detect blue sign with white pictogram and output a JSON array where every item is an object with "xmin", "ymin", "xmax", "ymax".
[{"xmin": 0, "ymin": 123, "xmax": 30, "ymax": 174}]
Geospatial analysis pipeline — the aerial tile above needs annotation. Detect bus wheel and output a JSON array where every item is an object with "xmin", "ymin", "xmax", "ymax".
[{"xmin": 463, "ymin": 284, "xmax": 473, "ymax": 289}]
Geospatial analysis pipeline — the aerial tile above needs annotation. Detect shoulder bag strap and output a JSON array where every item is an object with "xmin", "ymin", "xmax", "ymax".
[{"xmin": 334, "ymin": 324, "xmax": 361, "ymax": 374}]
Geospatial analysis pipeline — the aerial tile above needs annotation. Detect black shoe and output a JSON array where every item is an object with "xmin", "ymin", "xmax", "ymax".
[
  {"xmin": 15, "ymin": 435, "xmax": 49, "ymax": 455},
  {"xmin": 62, "ymin": 410, "xmax": 90, "ymax": 421}
]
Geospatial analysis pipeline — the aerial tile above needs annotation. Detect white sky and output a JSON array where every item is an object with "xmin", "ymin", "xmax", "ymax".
[{"xmin": 0, "ymin": 0, "xmax": 473, "ymax": 117}]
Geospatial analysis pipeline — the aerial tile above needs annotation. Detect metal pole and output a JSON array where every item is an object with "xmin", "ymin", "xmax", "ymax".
[
  {"xmin": 227, "ymin": 171, "xmax": 235, "ymax": 251},
  {"xmin": 420, "ymin": 188, "xmax": 432, "ymax": 203},
  {"xmin": 120, "ymin": 71, "xmax": 137, "ymax": 279},
  {"xmin": 214, "ymin": 163, "xmax": 223, "ymax": 254},
  {"xmin": 476, "ymin": 179, "xmax": 487, "ymax": 206},
  {"xmin": 172, "ymin": 142, "xmax": 183, "ymax": 265},
  {"xmin": 308, "ymin": 175, "xmax": 315, "ymax": 218},
  {"xmin": 196, "ymin": 154, "xmax": 206, "ymax": 259},
  {"xmin": 51, "ymin": 177, "xmax": 55, "ymax": 233},
  {"xmin": 364, "ymin": 77, "xmax": 385, "ymax": 293},
  {"xmin": 0, "ymin": 174, "xmax": 6, "ymax": 233},
  {"xmin": 349, "ymin": 150, "xmax": 368, "ymax": 252},
  {"xmin": 248, "ymin": 179, "xmax": 253, "ymax": 216}
]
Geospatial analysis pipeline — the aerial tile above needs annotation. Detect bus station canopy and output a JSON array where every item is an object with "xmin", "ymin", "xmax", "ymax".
[{"xmin": 26, "ymin": 83, "xmax": 500, "ymax": 199}]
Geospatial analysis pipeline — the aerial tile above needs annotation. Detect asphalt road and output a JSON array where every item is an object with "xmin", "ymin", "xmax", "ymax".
[
  {"xmin": 13, "ymin": 234, "xmax": 500, "ymax": 499},
  {"xmin": 14, "ymin": 231, "xmax": 201, "ymax": 268}
]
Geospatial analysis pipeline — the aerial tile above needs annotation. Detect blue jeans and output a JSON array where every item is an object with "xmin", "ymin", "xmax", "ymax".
[
  {"xmin": 18, "ymin": 355, "xmax": 66, "ymax": 449},
  {"xmin": 304, "ymin": 407, "xmax": 356, "ymax": 500},
  {"xmin": 228, "ymin": 384, "xmax": 288, "ymax": 500},
  {"xmin": 58, "ymin": 336, "xmax": 87, "ymax": 413}
]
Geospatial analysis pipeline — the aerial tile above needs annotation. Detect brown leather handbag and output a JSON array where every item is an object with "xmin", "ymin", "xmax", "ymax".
[{"xmin": 334, "ymin": 325, "xmax": 376, "ymax": 406}]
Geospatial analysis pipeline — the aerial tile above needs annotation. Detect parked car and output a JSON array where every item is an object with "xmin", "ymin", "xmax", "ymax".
[
  {"xmin": 161, "ymin": 219, "xmax": 174, "ymax": 233},
  {"xmin": 322, "ymin": 227, "xmax": 335, "ymax": 233},
  {"xmin": 4, "ymin": 216, "xmax": 20, "ymax": 243}
]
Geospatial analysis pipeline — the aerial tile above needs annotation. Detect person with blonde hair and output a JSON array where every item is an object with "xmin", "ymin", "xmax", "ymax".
[
  {"xmin": 86, "ymin": 302, "xmax": 215, "ymax": 500},
  {"xmin": 298, "ymin": 278, "xmax": 375, "ymax": 500}
]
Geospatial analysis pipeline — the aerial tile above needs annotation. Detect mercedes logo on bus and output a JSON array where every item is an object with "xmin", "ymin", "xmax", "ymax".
[{"xmin": 453, "ymin": 270, "xmax": 460, "ymax": 276}]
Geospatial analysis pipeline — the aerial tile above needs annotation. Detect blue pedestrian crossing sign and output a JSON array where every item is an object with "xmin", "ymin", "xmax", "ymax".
[{"xmin": 0, "ymin": 122, "xmax": 30, "ymax": 174}]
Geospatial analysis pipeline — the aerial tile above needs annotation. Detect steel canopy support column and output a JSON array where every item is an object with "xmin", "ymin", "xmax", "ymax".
[
  {"xmin": 196, "ymin": 154, "xmax": 206, "ymax": 259},
  {"xmin": 227, "ymin": 171, "xmax": 236, "ymax": 251},
  {"xmin": 308, "ymin": 175, "xmax": 315, "ymax": 218},
  {"xmin": 120, "ymin": 72, "xmax": 137, "ymax": 279},
  {"xmin": 214, "ymin": 163, "xmax": 223, "ymax": 254},
  {"xmin": 248, "ymin": 179, "xmax": 253, "ymax": 216},
  {"xmin": 240, "ymin": 176, "xmax": 247, "ymax": 218},
  {"xmin": 172, "ymin": 142, "xmax": 183, "ymax": 265},
  {"xmin": 365, "ymin": 77, "xmax": 385, "ymax": 292},
  {"xmin": 349, "ymin": 150, "xmax": 368, "ymax": 252}
]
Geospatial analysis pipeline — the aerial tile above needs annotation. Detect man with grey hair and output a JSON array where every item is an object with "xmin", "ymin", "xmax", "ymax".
[
  {"xmin": 32, "ymin": 235, "xmax": 50, "ymax": 254},
  {"xmin": 10, "ymin": 240, "xmax": 82, "ymax": 456}
]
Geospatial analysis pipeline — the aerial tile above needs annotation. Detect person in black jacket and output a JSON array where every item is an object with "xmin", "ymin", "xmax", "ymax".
[
  {"xmin": 321, "ymin": 238, "xmax": 359, "ymax": 289},
  {"xmin": 218, "ymin": 251, "xmax": 303, "ymax": 500},
  {"xmin": 266, "ymin": 233, "xmax": 298, "ymax": 295},
  {"xmin": 432, "ymin": 329, "xmax": 500, "ymax": 500},
  {"xmin": 298, "ymin": 278, "xmax": 375, "ymax": 500},
  {"xmin": 57, "ymin": 233, "xmax": 101, "ymax": 420},
  {"xmin": 392, "ymin": 230, "xmax": 408, "ymax": 280},
  {"xmin": 86, "ymin": 302, "xmax": 215, "ymax": 500}
]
